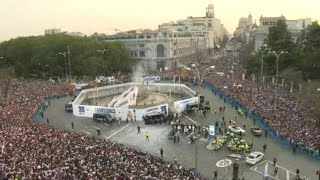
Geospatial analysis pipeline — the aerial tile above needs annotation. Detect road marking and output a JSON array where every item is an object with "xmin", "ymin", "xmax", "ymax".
[
  {"xmin": 82, "ymin": 130, "xmax": 92, "ymax": 135},
  {"xmin": 250, "ymin": 160, "xmax": 305, "ymax": 180},
  {"xmin": 105, "ymin": 123, "xmax": 131, "ymax": 139},
  {"xmin": 184, "ymin": 115, "xmax": 199, "ymax": 125},
  {"xmin": 265, "ymin": 162, "xmax": 268, "ymax": 174},
  {"xmin": 250, "ymin": 160, "xmax": 267, "ymax": 170},
  {"xmin": 187, "ymin": 132, "xmax": 194, "ymax": 137}
]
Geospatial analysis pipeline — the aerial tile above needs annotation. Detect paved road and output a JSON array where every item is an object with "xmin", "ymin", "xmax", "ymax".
[{"xmin": 40, "ymin": 85, "xmax": 320, "ymax": 180}]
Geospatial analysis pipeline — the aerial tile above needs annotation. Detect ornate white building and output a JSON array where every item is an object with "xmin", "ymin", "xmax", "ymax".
[
  {"xmin": 254, "ymin": 15, "xmax": 311, "ymax": 51},
  {"xmin": 94, "ymin": 4, "xmax": 228, "ymax": 71},
  {"xmin": 96, "ymin": 31, "xmax": 207, "ymax": 71}
]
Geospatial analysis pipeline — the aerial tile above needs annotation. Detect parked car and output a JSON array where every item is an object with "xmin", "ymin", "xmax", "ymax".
[
  {"xmin": 250, "ymin": 126, "xmax": 262, "ymax": 136},
  {"xmin": 228, "ymin": 126, "xmax": 246, "ymax": 135},
  {"xmin": 245, "ymin": 152, "xmax": 264, "ymax": 165},
  {"xmin": 65, "ymin": 102, "xmax": 73, "ymax": 113},
  {"xmin": 93, "ymin": 113, "xmax": 114, "ymax": 123}
]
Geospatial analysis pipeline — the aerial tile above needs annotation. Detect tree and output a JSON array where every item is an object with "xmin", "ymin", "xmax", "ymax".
[
  {"xmin": 0, "ymin": 34, "xmax": 136, "ymax": 78},
  {"xmin": 266, "ymin": 20, "xmax": 294, "ymax": 52}
]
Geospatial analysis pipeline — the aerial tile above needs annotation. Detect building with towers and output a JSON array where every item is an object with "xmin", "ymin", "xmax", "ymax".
[{"xmin": 94, "ymin": 4, "xmax": 228, "ymax": 71}]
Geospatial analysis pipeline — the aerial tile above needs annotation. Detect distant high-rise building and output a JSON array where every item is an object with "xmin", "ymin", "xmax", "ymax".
[
  {"xmin": 44, "ymin": 29, "xmax": 61, "ymax": 35},
  {"xmin": 234, "ymin": 14, "xmax": 256, "ymax": 44}
]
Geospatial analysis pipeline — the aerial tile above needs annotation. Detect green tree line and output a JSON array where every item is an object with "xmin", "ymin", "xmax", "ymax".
[
  {"xmin": 241, "ymin": 20, "xmax": 320, "ymax": 81},
  {"xmin": 0, "ymin": 34, "xmax": 136, "ymax": 78}
]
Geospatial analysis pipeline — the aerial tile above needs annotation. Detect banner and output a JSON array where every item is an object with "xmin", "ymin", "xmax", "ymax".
[
  {"xmin": 209, "ymin": 125, "xmax": 215, "ymax": 136},
  {"xmin": 142, "ymin": 76, "xmax": 161, "ymax": 82}
]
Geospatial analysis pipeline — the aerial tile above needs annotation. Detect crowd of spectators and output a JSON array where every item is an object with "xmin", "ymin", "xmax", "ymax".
[
  {"xmin": 206, "ymin": 51, "xmax": 320, "ymax": 153},
  {"xmin": 154, "ymin": 48, "xmax": 320, "ymax": 153},
  {"xmin": 0, "ymin": 80, "xmax": 199, "ymax": 179}
]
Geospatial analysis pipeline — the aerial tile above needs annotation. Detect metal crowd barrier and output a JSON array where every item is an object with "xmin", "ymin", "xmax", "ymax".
[
  {"xmin": 32, "ymin": 94, "xmax": 68, "ymax": 122},
  {"xmin": 203, "ymin": 80, "xmax": 320, "ymax": 160}
]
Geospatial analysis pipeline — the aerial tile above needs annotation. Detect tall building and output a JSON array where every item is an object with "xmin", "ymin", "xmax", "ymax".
[
  {"xmin": 44, "ymin": 29, "xmax": 61, "ymax": 35},
  {"xmin": 254, "ymin": 15, "xmax": 311, "ymax": 51},
  {"xmin": 97, "ymin": 4, "xmax": 228, "ymax": 71},
  {"xmin": 44, "ymin": 29, "xmax": 84, "ymax": 37},
  {"xmin": 234, "ymin": 14, "xmax": 257, "ymax": 44}
]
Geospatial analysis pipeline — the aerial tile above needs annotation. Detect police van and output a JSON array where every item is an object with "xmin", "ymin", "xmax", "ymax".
[{"xmin": 93, "ymin": 113, "xmax": 114, "ymax": 123}]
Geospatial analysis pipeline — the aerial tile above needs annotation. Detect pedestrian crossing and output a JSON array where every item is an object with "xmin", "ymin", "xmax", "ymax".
[{"xmin": 250, "ymin": 160, "xmax": 304, "ymax": 180}]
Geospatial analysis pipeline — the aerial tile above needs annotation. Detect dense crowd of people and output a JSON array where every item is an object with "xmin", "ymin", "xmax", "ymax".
[
  {"xmin": 154, "ymin": 47, "xmax": 320, "ymax": 153},
  {"xmin": 205, "ymin": 49, "xmax": 320, "ymax": 153},
  {"xmin": 0, "ymin": 80, "xmax": 199, "ymax": 179}
]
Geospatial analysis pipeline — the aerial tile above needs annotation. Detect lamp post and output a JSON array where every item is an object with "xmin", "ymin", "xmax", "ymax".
[
  {"xmin": 269, "ymin": 51, "xmax": 287, "ymax": 89},
  {"xmin": 97, "ymin": 49, "xmax": 108, "ymax": 76},
  {"xmin": 185, "ymin": 63, "xmax": 215, "ymax": 110},
  {"xmin": 58, "ymin": 52, "xmax": 68, "ymax": 81},
  {"xmin": 188, "ymin": 63, "xmax": 215, "ymax": 86},
  {"xmin": 67, "ymin": 46, "xmax": 72, "ymax": 80},
  {"xmin": 260, "ymin": 44, "xmax": 270, "ymax": 85},
  {"xmin": 269, "ymin": 50, "xmax": 287, "ymax": 123}
]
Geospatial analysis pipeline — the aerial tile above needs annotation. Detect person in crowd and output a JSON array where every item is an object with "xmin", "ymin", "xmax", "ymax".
[
  {"xmin": 273, "ymin": 158, "xmax": 277, "ymax": 166},
  {"xmin": 145, "ymin": 131, "xmax": 149, "ymax": 140},
  {"xmin": 0, "ymin": 80, "xmax": 199, "ymax": 179},
  {"xmin": 263, "ymin": 143, "xmax": 267, "ymax": 152}
]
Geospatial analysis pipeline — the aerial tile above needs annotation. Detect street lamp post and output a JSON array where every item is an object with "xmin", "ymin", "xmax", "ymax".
[
  {"xmin": 58, "ymin": 52, "xmax": 68, "ymax": 81},
  {"xmin": 67, "ymin": 46, "xmax": 72, "ymax": 80},
  {"xmin": 97, "ymin": 49, "xmax": 108, "ymax": 75},
  {"xmin": 269, "ymin": 50, "xmax": 287, "ymax": 123},
  {"xmin": 186, "ymin": 63, "xmax": 215, "ymax": 111},
  {"xmin": 260, "ymin": 44, "xmax": 270, "ymax": 85}
]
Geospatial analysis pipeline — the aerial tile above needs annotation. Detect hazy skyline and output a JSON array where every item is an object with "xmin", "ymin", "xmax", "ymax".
[{"xmin": 0, "ymin": 0, "xmax": 319, "ymax": 41}]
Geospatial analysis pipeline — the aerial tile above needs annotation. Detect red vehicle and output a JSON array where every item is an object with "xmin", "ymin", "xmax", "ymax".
[{"xmin": 250, "ymin": 126, "xmax": 262, "ymax": 136}]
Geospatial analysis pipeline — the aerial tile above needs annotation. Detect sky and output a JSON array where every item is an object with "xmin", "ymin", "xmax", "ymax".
[{"xmin": 0, "ymin": 0, "xmax": 319, "ymax": 41}]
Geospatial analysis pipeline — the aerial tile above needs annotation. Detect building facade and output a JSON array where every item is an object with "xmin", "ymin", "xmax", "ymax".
[
  {"xmin": 254, "ymin": 15, "xmax": 311, "ymax": 51},
  {"xmin": 96, "ymin": 4, "xmax": 228, "ymax": 71},
  {"xmin": 97, "ymin": 31, "xmax": 207, "ymax": 71},
  {"xmin": 234, "ymin": 14, "xmax": 258, "ymax": 44}
]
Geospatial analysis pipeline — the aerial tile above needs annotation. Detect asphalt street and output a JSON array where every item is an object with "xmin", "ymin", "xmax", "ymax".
[{"xmin": 40, "ymin": 85, "xmax": 320, "ymax": 180}]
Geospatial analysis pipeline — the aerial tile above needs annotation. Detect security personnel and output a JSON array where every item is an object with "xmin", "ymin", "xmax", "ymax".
[
  {"xmin": 174, "ymin": 156, "xmax": 178, "ymax": 164},
  {"xmin": 263, "ymin": 143, "xmax": 267, "ymax": 152},
  {"xmin": 96, "ymin": 128, "xmax": 101, "ymax": 136},
  {"xmin": 160, "ymin": 148, "xmax": 164, "ymax": 158}
]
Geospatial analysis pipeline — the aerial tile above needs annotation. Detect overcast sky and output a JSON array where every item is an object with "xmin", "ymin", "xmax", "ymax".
[{"xmin": 0, "ymin": 0, "xmax": 319, "ymax": 41}]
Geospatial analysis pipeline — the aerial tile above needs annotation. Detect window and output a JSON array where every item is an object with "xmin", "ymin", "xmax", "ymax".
[
  {"xmin": 134, "ymin": 51, "xmax": 137, "ymax": 57},
  {"xmin": 139, "ymin": 51, "xmax": 145, "ymax": 57},
  {"xmin": 174, "ymin": 50, "xmax": 177, "ymax": 56},
  {"xmin": 156, "ymin": 44, "xmax": 165, "ymax": 57},
  {"xmin": 139, "ymin": 44, "xmax": 144, "ymax": 48}
]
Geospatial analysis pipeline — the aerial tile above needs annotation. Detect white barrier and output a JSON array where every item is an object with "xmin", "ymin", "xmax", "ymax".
[
  {"xmin": 173, "ymin": 97, "xmax": 199, "ymax": 113},
  {"xmin": 73, "ymin": 103, "xmax": 168, "ymax": 121},
  {"xmin": 72, "ymin": 81, "xmax": 196, "ymax": 121}
]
